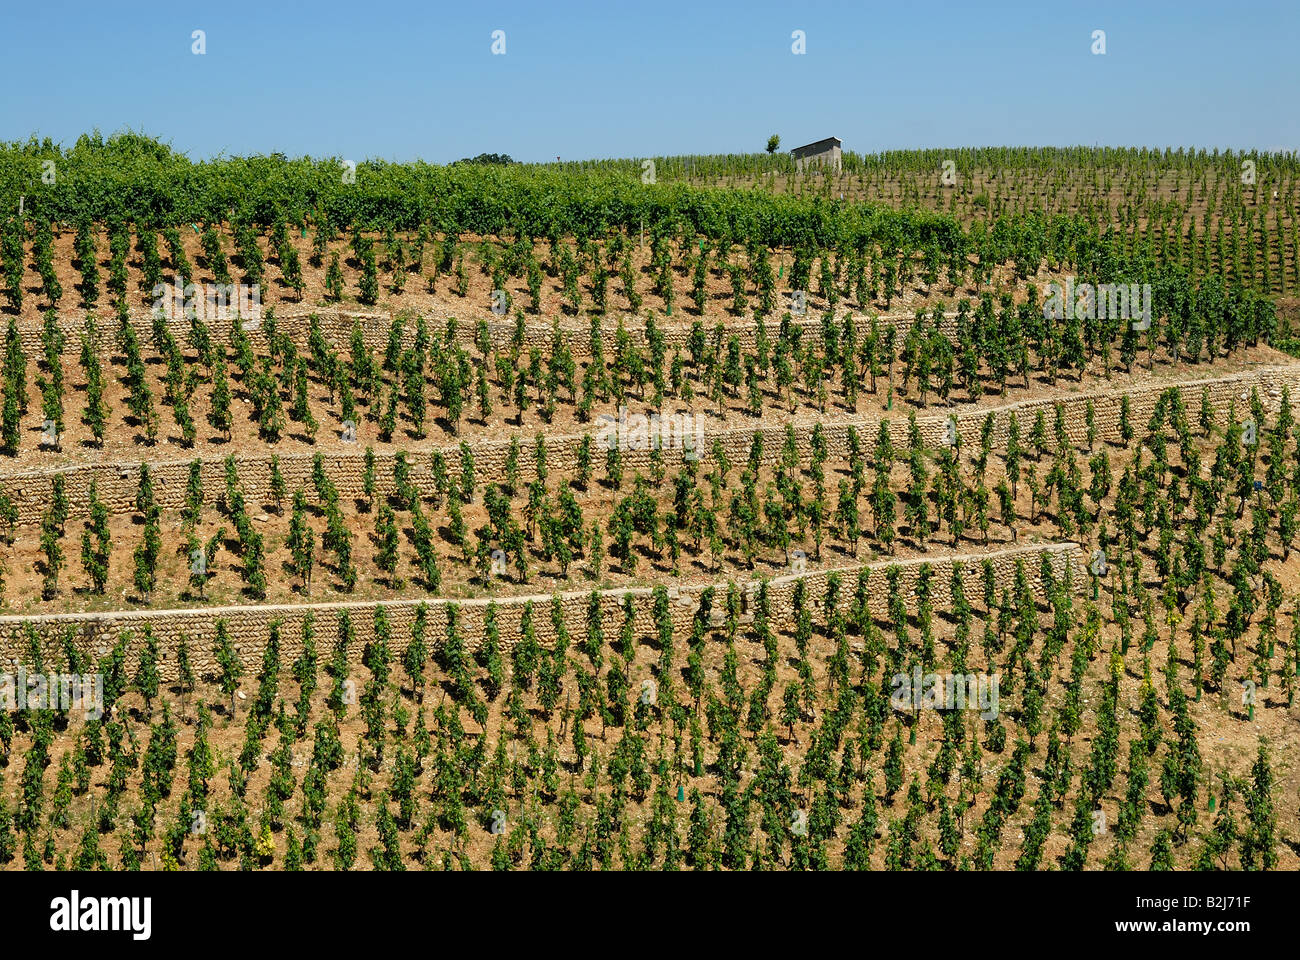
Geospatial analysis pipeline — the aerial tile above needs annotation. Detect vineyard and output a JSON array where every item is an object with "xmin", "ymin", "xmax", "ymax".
[{"xmin": 0, "ymin": 134, "xmax": 1295, "ymax": 872}]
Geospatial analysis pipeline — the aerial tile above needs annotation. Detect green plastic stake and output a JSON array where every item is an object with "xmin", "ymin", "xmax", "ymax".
[
  {"xmin": 677, "ymin": 785, "xmax": 685, "ymax": 803},
  {"xmin": 1209, "ymin": 794, "xmax": 1216, "ymax": 813}
]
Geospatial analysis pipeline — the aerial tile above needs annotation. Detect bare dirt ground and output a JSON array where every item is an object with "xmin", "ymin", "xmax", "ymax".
[
  {"xmin": 1, "ymin": 191, "xmax": 1297, "ymax": 871},
  {"xmin": 1, "ymin": 324, "xmax": 1290, "ymax": 474},
  {"xmin": 0, "ymin": 225, "xmax": 1177, "ymax": 333}
]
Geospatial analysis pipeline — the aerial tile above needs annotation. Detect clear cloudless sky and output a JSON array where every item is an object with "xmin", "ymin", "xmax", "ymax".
[{"xmin": 2, "ymin": 0, "xmax": 1297, "ymax": 163}]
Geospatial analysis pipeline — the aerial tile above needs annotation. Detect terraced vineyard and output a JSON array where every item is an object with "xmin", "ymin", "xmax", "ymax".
[{"xmin": 0, "ymin": 138, "xmax": 1295, "ymax": 872}]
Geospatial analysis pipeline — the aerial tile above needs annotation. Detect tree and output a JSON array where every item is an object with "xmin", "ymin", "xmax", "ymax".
[
  {"xmin": 134, "ymin": 628, "xmax": 161, "ymax": 712},
  {"xmin": 588, "ymin": 521, "xmax": 603, "ymax": 580},
  {"xmin": 73, "ymin": 218, "xmax": 100, "ymax": 307},
  {"xmin": 358, "ymin": 241, "xmax": 380, "ymax": 305},
  {"xmin": 213, "ymin": 620, "xmax": 244, "ymax": 716},
  {"xmin": 361, "ymin": 446, "xmax": 377, "ymax": 511},
  {"xmin": 175, "ymin": 634, "xmax": 196, "ymax": 704},
  {"xmin": 1, "ymin": 371, "xmax": 20, "ymax": 455},
  {"xmin": 459, "ymin": 442, "xmax": 477, "ymax": 503},
  {"xmin": 1148, "ymin": 829, "xmax": 1175, "ymax": 870},
  {"xmin": 766, "ymin": 135, "xmax": 781, "ymax": 155},
  {"xmin": 325, "ymin": 253, "xmax": 345, "ymax": 302},
  {"xmin": 374, "ymin": 503, "xmax": 401, "ymax": 588},
  {"xmin": 1240, "ymin": 742, "xmax": 1278, "ymax": 870},
  {"xmin": 282, "ymin": 245, "xmax": 305, "ymax": 300},
  {"xmin": 872, "ymin": 476, "xmax": 897, "ymax": 554},
  {"xmin": 1160, "ymin": 684, "xmax": 1201, "ymax": 841},
  {"xmin": 411, "ymin": 505, "xmax": 441, "ymax": 591},
  {"xmin": 287, "ymin": 489, "xmax": 315, "ymax": 593},
  {"xmin": 187, "ymin": 526, "xmax": 221, "ymax": 600},
  {"xmin": 80, "ymin": 332, "xmax": 109, "ymax": 447},
  {"xmin": 884, "ymin": 725, "xmax": 905, "ymax": 798},
  {"xmin": 209, "ymin": 356, "xmax": 233, "ymax": 441},
  {"xmin": 133, "ymin": 510, "xmax": 161, "ymax": 602},
  {"xmin": 269, "ymin": 455, "xmax": 287, "ymax": 513},
  {"xmin": 39, "ymin": 508, "xmax": 63, "ymax": 599},
  {"xmin": 780, "ymin": 682, "xmax": 801, "ymax": 742},
  {"xmin": 291, "ymin": 357, "xmax": 318, "ymax": 438},
  {"xmin": 836, "ymin": 479, "xmax": 860, "ymax": 554},
  {"xmin": 0, "ymin": 219, "xmax": 23, "ymax": 313},
  {"xmin": 80, "ymin": 479, "xmax": 111, "ymax": 594}
]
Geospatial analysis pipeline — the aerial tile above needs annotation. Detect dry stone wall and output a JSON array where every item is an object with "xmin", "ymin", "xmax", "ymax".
[
  {"xmin": 2, "ymin": 365, "xmax": 1296, "ymax": 526},
  {"xmin": 0, "ymin": 542, "xmax": 1080, "ymax": 681},
  {"xmin": 20, "ymin": 304, "xmax": 946, "ymax": 360}
]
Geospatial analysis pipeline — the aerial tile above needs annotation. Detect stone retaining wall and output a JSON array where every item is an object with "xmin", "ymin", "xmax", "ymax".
[
  {"xmin": 16, "ymin": 304, "xmax": 947, "ymax": 359},
  {"xmin": 0, "ymin": 542, "xmax": 1081, "ymax": 681},
  {"xmin": 1, "ymin": 365, "xmax": 1294, "ymax": 526}
]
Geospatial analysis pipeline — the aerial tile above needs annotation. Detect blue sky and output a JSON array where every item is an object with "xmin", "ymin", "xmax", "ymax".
[{"xmin": 3, "ymin": 0, "xmax": 1296, "ymax": 162}]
